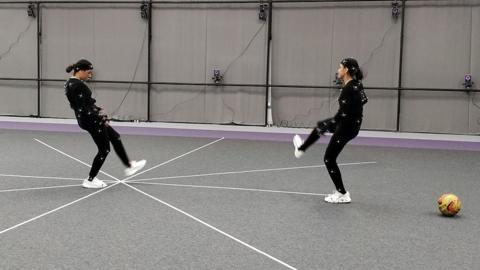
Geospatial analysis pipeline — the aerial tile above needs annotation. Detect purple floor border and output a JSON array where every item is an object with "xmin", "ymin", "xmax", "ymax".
[{"xmin": 1, "ymin": 121, "xmax": 480, "ymax": 152}]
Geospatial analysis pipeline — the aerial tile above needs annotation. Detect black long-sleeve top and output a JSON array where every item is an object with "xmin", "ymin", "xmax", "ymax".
[
  {"xmin": 333, "ymin": 80, "xmax": 366, "ymax": 122},
  {"xmin": 64, "ymin": 78, "xmax": 103, "ymax": 127}
]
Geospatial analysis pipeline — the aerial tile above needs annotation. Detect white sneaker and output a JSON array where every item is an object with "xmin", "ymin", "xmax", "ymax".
[
  {"xmin": 124, "ymin": 159, "xmax": 146, "ymax": 176},
  {"xmin": 324, "ymin": 190, "xmax": 351, "ymax": 204},
  {"xmin": 82, "ymin": 178, "xmax": 107, "ymax": 189},
  {"xmin": 293, "ymin": 135, "xmax": 304, "ymax": 158}
]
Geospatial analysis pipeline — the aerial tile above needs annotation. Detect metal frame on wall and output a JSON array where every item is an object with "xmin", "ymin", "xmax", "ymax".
[{"xmin": 0, "ymin": 0, "xmax": 478, "ymax": 130}]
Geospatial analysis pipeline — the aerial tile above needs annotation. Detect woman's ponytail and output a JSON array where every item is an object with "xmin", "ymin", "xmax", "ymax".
[{"xmin": 66, "ymin": 63, "xmax": 75, "ymax": 73}]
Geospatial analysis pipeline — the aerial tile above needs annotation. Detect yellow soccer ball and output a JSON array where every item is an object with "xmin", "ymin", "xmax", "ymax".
[{"xmin": 437, "ymin": 193, "xmax": 461, "ymax": 217}]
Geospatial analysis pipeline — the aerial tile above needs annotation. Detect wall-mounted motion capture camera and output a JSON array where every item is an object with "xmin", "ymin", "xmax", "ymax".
[
  {"xmin": 259, "ymin": 4, "xmax": 268, "ymax": 21},
  {"xmin": 392, "ymin": 0, "xmax": 401, "ymax": 20},
  {"xmin": 212, "ymin": 69, "xmax": 223, "ymax": 84},
  {"xmin": 27, "ymin": 3, "xmax": 35, "ymax": 18},
  {"xmin": 463, "ymin": 74, "xmax": 474, "ymax": 89},
  {"xmin": 140, "ymin": 2, "xmax": 149, "ymax": 20}
]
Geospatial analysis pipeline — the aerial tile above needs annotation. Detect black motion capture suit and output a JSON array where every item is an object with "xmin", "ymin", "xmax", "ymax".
[
  {"xmin": 65, "ymin": 76, "xmax": 130, "ymax": 179},
  {"xmin": 299, "ymin": 79, "xmax": 368, "ymax": 194}
]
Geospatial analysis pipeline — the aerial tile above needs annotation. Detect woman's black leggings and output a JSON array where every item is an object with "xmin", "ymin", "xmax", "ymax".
[
  {"xmin": 299, "ymin": 118, "xmax": 361, "ymax": 194},
  {"xmin": 84, "ymin": 124, "xmax": 130, "ymax": 179}
]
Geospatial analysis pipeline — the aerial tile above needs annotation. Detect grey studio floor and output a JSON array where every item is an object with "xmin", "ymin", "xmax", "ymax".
[{"xmin": 0, "ymin": 129, "xmax": 478, "ymax": 270}]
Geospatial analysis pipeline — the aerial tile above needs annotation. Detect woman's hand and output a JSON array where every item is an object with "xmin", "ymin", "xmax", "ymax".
[{"xmin": 100, "ymin": 113, "xmax": 109, "ymax": 126}]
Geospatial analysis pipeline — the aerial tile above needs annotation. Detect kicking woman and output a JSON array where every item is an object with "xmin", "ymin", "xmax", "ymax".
[
  {"xmin": 293, "ymin": 58, "xmax": 368, "ymax": 203},
  {"xmin": 65, "ymin": 59, "xmax": 146, "ymax": 188}
]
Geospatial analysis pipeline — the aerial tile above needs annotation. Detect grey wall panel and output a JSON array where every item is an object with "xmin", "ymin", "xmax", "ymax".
[
  {"xmin": 272, "ymin": 4, "xmax": 334, "ymax": 86},
  {"xmin": 204, "ymin": 86, "xmax": 265, "ymax": 125},
  {"xmin": 150, "ymin": 85, "xmax": 206, "ymax": 123},
  {"xmin": 361, "ymin": 89, "xmax": 398, "ymax": 131},
  {"xmin": 468, "ymin": 6, "xmax": 480, "ymax": 134},
  {"xmin": 400, "ymin": 91, "xmax": 469, "ymax": 134},
  {"xmin": 151, "ymin": 6, "xmax": 207, "ymax": 83},
  {"xmin": 41, "ymin": 7, "xmax": 94, "ymax": 79},
  {"xmin": 272, "ymin": 88, "xmax": 332, "ymax": 128},
  {"xmin": 400, "ymin": 3, "xmax": 473, "ymax": 133},
  {"xmin": 271, "ymin": 4, "xmax": 334, "ymax": 128},
  {"xmin": 205, "ymin": 7, "xmax": 267, "ymax": 84},
  {"xmin": 151, "ymin": 5, "xmax": 266, "ymax": 124},
  {"xmin": 40, "ymin": 6, "xmax": 147, "ymax": 120},
  {"xmin": 402, "ymin": 4, "xmax": 471, "ymax": 89},
  {"xmin": 40, "ymin": 82, "xmax": 72, "ymax": 118},
  {"xmin": 91, "ymin": 83, "xmax": 148, "ymax": 121},
  {"xmin": 0, "ymin": 8, "xmax": 36, "ymax": 78},
  {"xmin": 469, "ymin": 92, "xmax": 480, "ymax": 134},
  {"xmin": 0, "ymin": 82, "xmax": 37, "ymax": 116},
  {"xmin": 150, "ymin": 5, "xmax": 207, "ymax": 123},
  {"xmin": 41, "ymin": 7, "xmax": 148, "ymax": 81},
  {"xmin": 204, "ymin": 6, "xmax": 266, "ymax": 125},
  {"xmin": 0, "ymin": 7, "xmax": 37, "ymax": 116}
]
